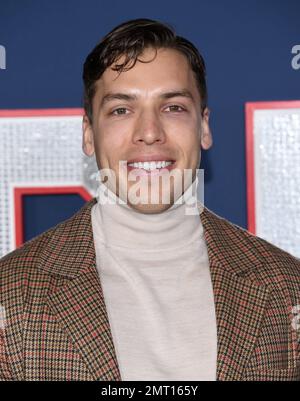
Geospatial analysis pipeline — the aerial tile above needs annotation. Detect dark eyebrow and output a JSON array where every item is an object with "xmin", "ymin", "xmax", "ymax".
[
  {"xmin": 100, "ymin": 89, "xmax": 195, "ymax": 108},
  {"xmin": 159, "ymin": 89, "xmax": 195, "ymax": 102},
  {"xmin": 100, "ymin": 93, "xmax": 138, "ymax": 108}
]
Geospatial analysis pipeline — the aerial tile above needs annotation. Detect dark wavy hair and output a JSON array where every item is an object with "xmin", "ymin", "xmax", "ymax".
[{"xmin": 83, "ymin": 18, "xmax": 207, "ymax": 123}]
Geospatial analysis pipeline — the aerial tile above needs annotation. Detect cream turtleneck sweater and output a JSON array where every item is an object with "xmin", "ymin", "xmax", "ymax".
[{"xmin": 91, "ymin": 180, "xmax": 217, "ymax": 381}]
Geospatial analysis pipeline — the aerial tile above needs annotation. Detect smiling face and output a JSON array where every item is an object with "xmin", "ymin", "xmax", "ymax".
[{"xmin": 82, "ymin": 47, "xmax": 212, "ymax": 213}]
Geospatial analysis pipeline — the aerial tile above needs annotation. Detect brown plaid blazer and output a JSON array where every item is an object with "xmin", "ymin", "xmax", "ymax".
[{"xmin": 0, "ymin": 198, "xmax": 300, "ymax": 381}]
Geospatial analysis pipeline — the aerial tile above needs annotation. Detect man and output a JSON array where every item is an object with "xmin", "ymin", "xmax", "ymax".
[{"xmin": 0, "ymin": 18, "xmax": 300, "ymax": 381}]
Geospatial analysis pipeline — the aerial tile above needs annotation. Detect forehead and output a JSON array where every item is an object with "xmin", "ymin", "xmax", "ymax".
[{"xmin": 95, "ymin": 47, "xmax": 199, "ymax": 100}]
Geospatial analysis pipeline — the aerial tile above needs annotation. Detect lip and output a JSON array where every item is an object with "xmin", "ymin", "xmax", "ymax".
[
  {"xmin": 126, "ymin": 160, "xmax": 177, "ymax": 176},
  {"xmin": 126, "ymin": 155, "xmax": 176, "ymax": 164}
]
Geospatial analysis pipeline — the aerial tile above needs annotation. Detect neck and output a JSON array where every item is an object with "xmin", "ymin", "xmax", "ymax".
[{"xmin": 92, "ymin": 179, "xmax": 203, "ymax": 250}]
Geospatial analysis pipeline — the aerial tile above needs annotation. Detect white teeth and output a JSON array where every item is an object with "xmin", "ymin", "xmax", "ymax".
[
  {"xmin": 150, "ymin": 162, "xmax": 156, "ymax": 170},
  {"xmin": 128, "ymin": 160, "xmax": 173, "ymax": 170}
]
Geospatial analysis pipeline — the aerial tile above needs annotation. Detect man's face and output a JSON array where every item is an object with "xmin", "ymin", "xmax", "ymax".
[{"xmin": 83, "ymin": 47, "xmax": 212, "ymax": 213}]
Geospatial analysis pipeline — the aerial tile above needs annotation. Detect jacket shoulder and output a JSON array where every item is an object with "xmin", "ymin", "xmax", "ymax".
[
  {"xmin": 0, "ymin": 198, "xmax": 96, "ymax": 281},
  {"xmin": 231, "ymin": 217, "xmax": 299, "ymax": 272},
  {"xmin": 201, "ymin": 206, "xmax": 300, "ymax": 284}
]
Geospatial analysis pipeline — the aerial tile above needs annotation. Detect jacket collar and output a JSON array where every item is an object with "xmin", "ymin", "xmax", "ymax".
[
  {"xmin": 43, "ymin": 198, "xmax": 270, "ymax": 381},
  {"xmin": 40, "ymin": 198, "xmax": 265, "ymax": 279}
]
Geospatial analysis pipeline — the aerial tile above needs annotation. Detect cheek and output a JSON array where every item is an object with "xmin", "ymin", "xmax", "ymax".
[
  {"xmin": 98, "ymin": 128, "xmax": 129, "ymax": 166},
  {"xmin": 171, "ymin": 128, "xmax": 200, "ymax": 161},
  {"xmin": 167, "ymin": 115, "xmax": 200, "ymax": 141}
]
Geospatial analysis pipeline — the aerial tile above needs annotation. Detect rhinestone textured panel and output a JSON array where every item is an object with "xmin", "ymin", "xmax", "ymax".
[
  {"xmin": 254, "ymin": 108, "xmax": 300, "ymax": 258},
  {"xmin": 0, "ymin": 115, "xmax": 98, "ymax": 257}
]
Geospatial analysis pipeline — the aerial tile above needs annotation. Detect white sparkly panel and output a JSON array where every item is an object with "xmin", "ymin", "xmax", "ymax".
[
  {"xmin": 253, "ymin": 108, "xmax": 300, "ymax": 258},
  {"xmin": 0, "ymin": 115, "xmax": 98, "ymax": 257}
]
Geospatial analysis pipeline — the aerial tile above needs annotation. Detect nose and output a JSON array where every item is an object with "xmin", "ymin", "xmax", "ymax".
[{"xmin": 132, "ymin": 109, "xmax": 166, "ymax": 145}]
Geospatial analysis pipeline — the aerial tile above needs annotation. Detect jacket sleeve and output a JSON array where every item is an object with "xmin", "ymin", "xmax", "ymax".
[
  {"xmin": 0, "ymin": 329, "xmax": 13, "ymax": 380},
  {"xmin": 0, "ymin": 258, "xmax": 25, "ymax": 381}
]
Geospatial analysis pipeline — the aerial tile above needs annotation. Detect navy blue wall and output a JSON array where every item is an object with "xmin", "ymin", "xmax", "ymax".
[{"xmin": 1, "ymin": 0, "xmax": 299, "ymax": 238}]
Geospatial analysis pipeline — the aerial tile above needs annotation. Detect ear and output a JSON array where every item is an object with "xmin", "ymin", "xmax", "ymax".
[
  {"xmin": 200, "ymin": 107, "xmax": 213, "ymax": 150},
  {"xmin": 82, "ymin": 114, "xmax": 95, "ymax": 156}
]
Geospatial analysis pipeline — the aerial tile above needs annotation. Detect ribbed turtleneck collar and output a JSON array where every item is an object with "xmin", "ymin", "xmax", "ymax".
[{"xmin": 92, "ymin": 179, "xmax": 204, "ymax": 251}]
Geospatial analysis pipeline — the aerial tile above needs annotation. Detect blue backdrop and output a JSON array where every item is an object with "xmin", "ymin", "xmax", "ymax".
[{"xmin": 0, "ymin": 0, "xmax": 299, "ymax": 241}]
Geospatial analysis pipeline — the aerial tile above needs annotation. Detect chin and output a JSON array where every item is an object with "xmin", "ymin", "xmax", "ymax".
[{"xmin": 128, "ymin": 201, "xmax": 173, "ymax": 214}]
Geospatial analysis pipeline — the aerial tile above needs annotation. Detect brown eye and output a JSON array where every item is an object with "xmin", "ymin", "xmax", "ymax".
[
  {"xmin": 112, "ymin": 107, "xmax": 128, "ymax": 115},
  {"xmin": 166, "ymin": 105, "xmax": 185, "ymax": 112}
]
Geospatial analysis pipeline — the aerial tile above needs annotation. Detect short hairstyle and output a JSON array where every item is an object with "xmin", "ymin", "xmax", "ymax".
[{"xmin": 83, "ymin": 18, "xmax": 207, "ymax": 123}]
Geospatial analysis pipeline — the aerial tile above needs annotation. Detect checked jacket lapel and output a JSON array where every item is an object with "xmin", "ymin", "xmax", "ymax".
[
  {"xmin": 44, "ymin": 199, "xmax": 121, "ymax": 381},
  {"xmin": 209, "ymin": 265, "xmax": 269, "ymax": 380},
  {"xmin": 200, "ymin": 205, "xmax": 270, "ymax": 380},
  {"xmin": 44, "ymin": 198, "xmax": 269, "ymax": 381},
  {"xmin": 46, "ymin": 266, "xmax": 122, "ymax": 381}
]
